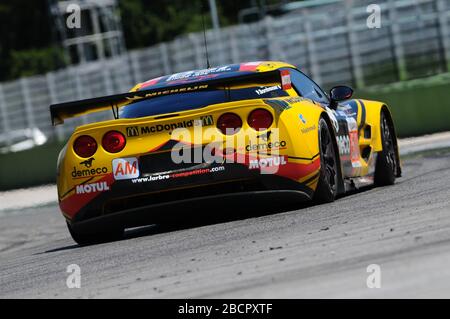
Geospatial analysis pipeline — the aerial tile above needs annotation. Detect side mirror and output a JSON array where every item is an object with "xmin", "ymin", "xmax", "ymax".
[{"xmin": 329, "ymin": 86, "xmax": 353, "ymax": 108}]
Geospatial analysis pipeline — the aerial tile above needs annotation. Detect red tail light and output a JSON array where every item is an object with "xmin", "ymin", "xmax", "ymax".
[
  {"xmin": 73, "ymin": 135, "xmax": 97, "ymax": 158},
  {"xmin": 102, "ymin": 131, "xmax": 126, "ymax": 153},
  {"xmin": 217, "ymin": 113, "xmax": 242, "ymax": 135},
  {"xmin": 248, "ymin": 109, "xmax": 273, "ymax": 131}
]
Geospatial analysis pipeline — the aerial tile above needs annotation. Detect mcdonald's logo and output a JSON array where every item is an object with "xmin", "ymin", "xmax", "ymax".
[{"xmin": 126, "ymin": 126, "xmax": 139, "ymax": 137}]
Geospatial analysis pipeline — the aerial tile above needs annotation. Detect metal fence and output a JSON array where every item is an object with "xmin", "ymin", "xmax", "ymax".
[{"xmin": 0, "ymin": 0, "xmax": 449, "ymax": 148}]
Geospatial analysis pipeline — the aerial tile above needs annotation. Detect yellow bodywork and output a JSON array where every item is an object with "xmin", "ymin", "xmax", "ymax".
[{"xmin": 55, "ymin": 61, "xmax": 394, "ymax": 221}]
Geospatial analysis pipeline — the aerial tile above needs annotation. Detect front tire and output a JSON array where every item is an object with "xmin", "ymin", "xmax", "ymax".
[
  {"xmin": 314, "ymin": 118, "xmax": 339, "ymax": 203},
  {"xmin": 375, "ymin": 110, "xmax": 398, "ymax": 186},
  {"xmin": 67, "ymin": 222, "xmax": 124, "ymax": 246}
]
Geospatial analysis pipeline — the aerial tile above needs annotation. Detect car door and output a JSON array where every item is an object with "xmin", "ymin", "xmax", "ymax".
[{"xmin": 287, "ymin": 68, "xmax": 361, "ymax": 178}]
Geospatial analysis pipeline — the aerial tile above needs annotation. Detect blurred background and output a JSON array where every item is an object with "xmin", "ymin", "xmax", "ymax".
[{"xmin": 1, "ymin": 0, "xmax": 450, "ymax": 190}]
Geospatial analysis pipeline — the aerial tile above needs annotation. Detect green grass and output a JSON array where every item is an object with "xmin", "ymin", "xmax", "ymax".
[
  {"xmin": 0, "ymin": 141, "xmax": 65, "ymax": 191},
  {"xmin": 356, "ymin": 73, "xmax": 450, "ymax": 137}
]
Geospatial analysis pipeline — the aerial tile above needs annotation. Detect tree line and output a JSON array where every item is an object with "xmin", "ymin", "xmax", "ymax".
[{"xmin": 0, "ymin": 0, "xmax": 285, "ymax": 81}]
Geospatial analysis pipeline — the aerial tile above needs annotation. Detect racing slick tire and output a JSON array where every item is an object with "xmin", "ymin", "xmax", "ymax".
[
  {"xmin": 375, "ymin": 110, "xmax": 397, "ymax": 186},
  {"xmin": 67, "ymin": 222, "xmax": 124, "ymax": 246},
  {"xmin": 314, "ymin": 117, "xmax": 339, "ymax": 203}
]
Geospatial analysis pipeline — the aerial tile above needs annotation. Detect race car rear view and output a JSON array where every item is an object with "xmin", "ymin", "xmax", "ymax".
[{"xmin": 50, "ymin": 61, "xmax": 401, "ymax": 245}]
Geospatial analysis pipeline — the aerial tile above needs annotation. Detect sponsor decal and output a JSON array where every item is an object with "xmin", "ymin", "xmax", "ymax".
[
  {"xmin": 125, "ymin": 85, "xmax": 209, "ymax": 102},
  {"xmin": 299, "ymin": 114, "xmax": 307, "ymax": 124},
  {"xmin": 79, "ymin": 157, "xmax": 95, "ymax": 168},
  {"xmin": 112, "ymin": 157, "xmax": 139, "ymax": 180},
  {"xmin": 285, "ymin": 97, "xmax": 306, "ymax": 105},
  {"xmin": 346, "ymin": 116, "xmax": 358, "ymax": 132},
  {"xmin": 341, "ymin": 101, "xmax": 358, "ymax": 118},
  {"xmin": 280, "ymin": 69, "xmax": 292, "ymax": 90},
  {"xmin": 72, "ymin": 166, "xmax": 108, "ymax": 178},
  {"xmin": 257, "ymin": 130, "xmax": 272, "ymax": 142},
  {"xmin": 337, "ymin": 135, "xmax": 351, "ymax": 155},
  {"xmin": 249, "ymin": 156, "xmax": 287, "ymax": 169},
  {"xmin": 131, "ymin": 166, "xmax": 225, "ymax": 184},
  {"xmin": 76, "ymin": 181, "xmax": 110, "ymax": 194},
  {"xmin": 127, "ymin": 115, "xmax": 214, "ymax": 137},
  {"xmin": 347, "ymin": 118, "xmax": 361, "ymax": 167},
  {"xmin": 349, "ymin": 130, "xmax": 361, "ymax": 167},
  {"xmin": 170, "ymin": 167, "xmax": 224, "ymax": 178},
  {"xmin": 166, "ymin": 66, "xmax": 234, "ymax": 82},
  {"xmin": 246, "ymin": 140, "xmax": 287, "ymax": 152},
  {"xmin": 126, "ymin": 126, "xmax": 139, "ymax": 137},
  {"xmin": 140, "ymin": 174, "xmax": 170, "ymax": 182},
  {"xmin": 255, "ymin": 85, "xmax": 281, "ymax": 96},
  {"xmin": 325, "ymin": 107, "xmax": 339, "ymax": 132},
  {"xmin": 301, "ymin": 125, "xmax": 316, "ymax": 134},
  {"xmin": 198, "ymin": 115, "xmax": 214, "ymax": 126},
  {"xmin": 264, "ymin": 99, "xmax": 291, "ymax": 112}
]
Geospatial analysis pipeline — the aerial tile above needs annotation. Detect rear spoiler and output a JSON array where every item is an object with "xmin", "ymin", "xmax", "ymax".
[{"xmin": 49, "ymin": 69, "xmax": 288, "ymax": 126}]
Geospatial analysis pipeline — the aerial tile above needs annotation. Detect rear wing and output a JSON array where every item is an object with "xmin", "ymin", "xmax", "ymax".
[{"xmin": 49, "ymin": 69, "xmax": 289, "ymax": 126}]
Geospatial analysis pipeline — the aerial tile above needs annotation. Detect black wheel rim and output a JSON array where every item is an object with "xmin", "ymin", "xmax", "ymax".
[
  {"xmin": 320, "ymin": 124, "xmax": 337, "ymax": 194},
  {"xmin": 381, "ymin": 114, "xmax": 397, "ymax": 174}
]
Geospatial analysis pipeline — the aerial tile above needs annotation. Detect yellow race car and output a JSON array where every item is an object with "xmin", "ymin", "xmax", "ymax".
[{"xmin": 50, "ymin": 61, "xmax": 401, "ymax": 245}]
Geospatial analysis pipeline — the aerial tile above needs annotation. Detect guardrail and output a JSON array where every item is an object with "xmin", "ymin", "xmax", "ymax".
[{"xmin": 0, "ymin": 0, "xmax": 449, "ymax": 149}]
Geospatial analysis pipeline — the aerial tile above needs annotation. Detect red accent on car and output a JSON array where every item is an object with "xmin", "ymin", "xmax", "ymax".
[
  {"xmin": 102, "ymin": 131, "xmax": 126, "ymax": 153},
  {"xmin": 217, "ymin": 113, "xmax": 242, "ymax": 135},
  {"xmin": 247, "ymin": 109, "xmax": 274, "ymax": 131},
  {"xmin": 73, "ymin": 135, "xmax": 97, "ymax": 158},
  {"xmin": 239, "ymin": 62, "xmax": 262, "ymax": 72},
  {"xmin": 280, "ymin": 69, "xmax": 292, "ymax": 90},
  {"xmin": 220, "ymin": 152, "xmax": 321, "ymax": 182},
  {"xmin": 60, "ymin": 173, "xmax": 115, "ymax": 219},
  {"xmin": 139, "ymin": 76, "xmax": 163, "ymax": 89},
  {"xmin": 271, "ymin": 157, "xmax": 320, "ymax": 181}
]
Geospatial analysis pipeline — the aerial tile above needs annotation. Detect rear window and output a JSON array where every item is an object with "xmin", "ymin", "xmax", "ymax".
[{"xmin": 120, "ymin": 85, "xmax": 288, "ymax": 119}]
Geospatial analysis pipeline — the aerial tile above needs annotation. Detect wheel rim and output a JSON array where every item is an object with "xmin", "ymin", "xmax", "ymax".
[
  {"xmin": 320, "ymin": 124, "xmax": 337, "ymax": 194},
  {"xmin": 381, "ymin": 114, "xmax": 397, "ymax": 174}
]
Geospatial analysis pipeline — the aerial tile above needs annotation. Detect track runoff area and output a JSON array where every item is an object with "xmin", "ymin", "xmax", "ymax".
[{"xmin": 0, "ymin": 132, "xmax": 450, "ymax": 311}]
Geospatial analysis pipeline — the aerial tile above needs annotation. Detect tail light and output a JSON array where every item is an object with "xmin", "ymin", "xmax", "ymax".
[
  {"xmin": 248, "ymin": 109, "xmax": 273, "ymax": 131},
  {"xmin": 102, "ymin": 131, "xmax": 126, "ymax": 153},
  {"xmin": 217, "ymin": 113, "xmax": 242, "ymax": 135},
  {"xmin": 73, "ymin": 135, "xmax": 97, "ymax": 158}
]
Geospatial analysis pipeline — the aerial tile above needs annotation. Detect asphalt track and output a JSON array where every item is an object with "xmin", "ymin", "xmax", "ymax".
[{"xmin": 1, "ymin": 148, "xmax": 450, "ymax": 298}]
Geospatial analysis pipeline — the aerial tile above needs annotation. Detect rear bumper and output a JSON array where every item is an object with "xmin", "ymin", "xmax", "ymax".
[
  {"xmin": 68, "ymin": 189, "xmax": 311, "ymax": 233},
  {"xmin": 62, "ymin": 153, "xmax": 320, "ymax": 225}
]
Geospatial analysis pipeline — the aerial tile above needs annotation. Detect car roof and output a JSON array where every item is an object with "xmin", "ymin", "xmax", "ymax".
[{"xmin": 136, "ymin": 61, "xmax": 296, "ymax": 91}]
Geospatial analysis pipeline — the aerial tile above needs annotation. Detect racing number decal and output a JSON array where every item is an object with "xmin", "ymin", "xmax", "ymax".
[{"xmin": 347, "ymin": 117, "xmax": 361, "ymax": 167}]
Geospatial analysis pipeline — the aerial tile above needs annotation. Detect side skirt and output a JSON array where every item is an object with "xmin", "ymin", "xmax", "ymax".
[{"xmin": 343, "ymin": 174, "xmax": 375, "ymax": 192}]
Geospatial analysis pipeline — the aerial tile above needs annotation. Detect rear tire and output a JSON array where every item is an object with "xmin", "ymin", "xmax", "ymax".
[
  {"xmin": 314, "ymin": 118, "xmax": 339, "ymax": 203},
  {"xmin": 375, "ymin": 111, "xmax": 398, "ymax": 186},
  {"xmin": 67, "ymin": 222, "xmax": 124, "ymax": 246}
]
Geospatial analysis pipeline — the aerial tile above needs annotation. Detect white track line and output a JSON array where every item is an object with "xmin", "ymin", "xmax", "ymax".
[
  {"xmin": 0, "ymin": 185, "xmax": 58, "ymax": 212},
  {"xmin": 0, "ymin": 184, "xmax": 57, "ymax": 212},
  {"xmin": 0, "ymin": 132, "xmax": 449, "ymax": 212},
  {"xmin": 399, "ymin": 131, "xmax": 450, "ymax": 155}
]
